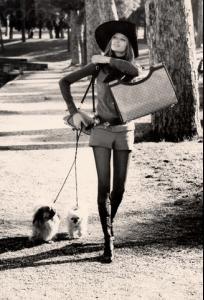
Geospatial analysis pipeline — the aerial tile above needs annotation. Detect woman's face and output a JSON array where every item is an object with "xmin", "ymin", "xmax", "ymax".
[{"xmin": 111, "ymin": 33, "xmax": 128, "ymax": 56}]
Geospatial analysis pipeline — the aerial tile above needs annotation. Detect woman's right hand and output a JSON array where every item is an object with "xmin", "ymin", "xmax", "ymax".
[
  {"xmin": 91, "ymin": 55, "xmax": 110, "ymax": 64},
  {"xmin": 72, "ymin": 112, "xmax": 93, "ymax": 129},
  {"xmin": 72, "ymin": 112, "xmax": 84, "ymax": 129}
]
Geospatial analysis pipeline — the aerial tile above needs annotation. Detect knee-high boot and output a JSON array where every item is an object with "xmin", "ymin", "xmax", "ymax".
[
  {"xmin": 110, "ymin": 189, "xmax": 124, "ymax": 221},
  {"xmin": 98, "ymin": 194, "xmax": 114, "ymax": 263},
  {"xmin": 110, "ymin": 189, "xmax": 125, "ymax": 237}
]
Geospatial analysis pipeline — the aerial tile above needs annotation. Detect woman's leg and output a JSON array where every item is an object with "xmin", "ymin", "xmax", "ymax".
[
  {"xmin": 111, "ymin": 150, "xmax": 131, "ymax": 223},
  {"xmin": 93, "ymin": 146, "xmax": 114, "ymax": 262},
  {"xmin": 93, "ymin": 146, "xmax": 112, "ymax": 238}
]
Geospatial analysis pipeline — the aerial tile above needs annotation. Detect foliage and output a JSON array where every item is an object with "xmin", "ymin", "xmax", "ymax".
[{"xmin": 50, "ymin": 0, "xmax": 84, "ymax": 11}]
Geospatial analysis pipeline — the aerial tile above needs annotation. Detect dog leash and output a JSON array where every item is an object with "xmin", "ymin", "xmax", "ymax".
[
  {"xmin": 53, "ymin": 129, "xmax": 81, "ymax": 207},
  {"xmin": 53, "ymin": 70, "xmax": 99, "ymax": 207}
]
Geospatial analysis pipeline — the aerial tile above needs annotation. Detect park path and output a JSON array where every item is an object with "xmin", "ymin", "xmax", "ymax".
[{"xmin": 0, "ymin": 61, "xmax": 91, "ymax": 150}]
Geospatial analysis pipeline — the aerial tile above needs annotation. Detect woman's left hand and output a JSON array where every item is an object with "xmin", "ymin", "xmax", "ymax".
[{"xmin": 91, "ymin": 55, "xmax": 110, "ymax": 64}]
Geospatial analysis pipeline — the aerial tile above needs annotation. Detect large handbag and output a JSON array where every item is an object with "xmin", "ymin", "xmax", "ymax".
[{"xmin": 109, "ymin": 63, "xmax": 178, "ymax": 123}]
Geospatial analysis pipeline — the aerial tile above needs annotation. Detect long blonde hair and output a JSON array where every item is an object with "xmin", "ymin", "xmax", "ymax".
[{"xmin": 104, "ymin": 35, "xmax": 135, "ymax": 62}]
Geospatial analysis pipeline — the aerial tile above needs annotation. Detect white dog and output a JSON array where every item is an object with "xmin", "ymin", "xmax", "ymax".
[
  {"xmin": 31, "ymin": 206, "xmax": 60, "ymax": 243},
  {"xmin": 67, "ymin": 206, "xmax": 88, "ymax": 239}
]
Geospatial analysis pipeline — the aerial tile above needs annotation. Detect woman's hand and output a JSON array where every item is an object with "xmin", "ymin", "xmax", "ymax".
[
  {"xmin": 73, "ymin": 112, "xmax": 94, "ymax": 129},
  {"xmin": 72, "ymin": 112, "xmax": 85, "ymax": 129},
  {"xmin": 91, "ymin": 55, "xmax": 111, "ymax": 64}
]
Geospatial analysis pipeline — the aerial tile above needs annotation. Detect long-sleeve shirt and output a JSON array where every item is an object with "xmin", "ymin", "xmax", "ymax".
[{"xmin": 59, "ymin": 58, "xmax": 139, "ymax": 130}]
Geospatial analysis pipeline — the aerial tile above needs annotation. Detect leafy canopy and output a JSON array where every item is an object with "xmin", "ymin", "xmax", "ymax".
[{"xmin": 50, "ymin": 0, "xmax": 84, "ymax": 11}]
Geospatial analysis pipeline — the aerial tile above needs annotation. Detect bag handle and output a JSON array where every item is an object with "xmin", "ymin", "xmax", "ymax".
[
  {"xmin": 109, "ymin": 63, "xmax": 164, "ymax": 87},
  {"xmin": 92, "ymin": 76, "xmax": 96, "ymax": 113}
]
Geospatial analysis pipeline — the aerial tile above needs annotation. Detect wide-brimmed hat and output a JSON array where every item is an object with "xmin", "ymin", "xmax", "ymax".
[{"xmin": 95, "ymin": 20, "xmax": 139, "ymax": 57}]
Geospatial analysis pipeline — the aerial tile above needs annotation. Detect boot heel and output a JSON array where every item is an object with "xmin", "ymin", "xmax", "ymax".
[{"xmin": 102, "ymin": 237, "xmax": 114, "ymax": 263}]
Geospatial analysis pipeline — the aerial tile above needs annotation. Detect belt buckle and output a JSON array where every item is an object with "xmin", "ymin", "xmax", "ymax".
[
  {"xmin": 103, "ymin": 122, "xmax": 110, "ymax": 128},
  {"xmin": 93, "ymin": 117, "xmax": 100, "ymax": 127}
]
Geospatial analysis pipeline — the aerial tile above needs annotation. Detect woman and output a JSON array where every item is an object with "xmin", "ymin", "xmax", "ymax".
[{"xmin": 59, "ymin": 20, "xmax": 141, "ymax": 263}]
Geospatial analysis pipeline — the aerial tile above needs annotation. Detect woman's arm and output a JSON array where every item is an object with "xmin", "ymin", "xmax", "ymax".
[
  {"xmin": 91, "ymin": 54, "xmax": 139, "ymax": 77},
  {"xmin": 59, "ymin": 63, "xmax": 98, "ymax": 114},
  {"xmin": 109, "ymin": 58, "xmax": 139, "ymax": 77}
]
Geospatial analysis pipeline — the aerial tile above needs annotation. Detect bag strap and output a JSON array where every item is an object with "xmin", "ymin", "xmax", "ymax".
[
  {"xmin": 79, "ymin": 75, "xmax": 96, "ymax": 114},
  {"xmin": 91, "ymin": 76, "xmax": 96, "ymax": 113}
]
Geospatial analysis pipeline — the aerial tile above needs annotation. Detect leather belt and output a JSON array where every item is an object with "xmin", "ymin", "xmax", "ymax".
[{"xmin": 94, "ymin": 116, "xmax": 125, "ymax": 127}]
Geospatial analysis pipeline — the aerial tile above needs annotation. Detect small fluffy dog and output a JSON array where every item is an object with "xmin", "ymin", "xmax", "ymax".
[
  {"xmin": 67, "ymin": 206, "xmax": 88, "ymax": 239},
  {"xmin": 31, "ymin": 206, "xmax": 60, "ymax": 243}
]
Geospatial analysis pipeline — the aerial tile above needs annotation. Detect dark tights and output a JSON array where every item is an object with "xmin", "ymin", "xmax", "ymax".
[{"xmin": 93, "ymin": 147, "xmax": 131, "ymax": 239}]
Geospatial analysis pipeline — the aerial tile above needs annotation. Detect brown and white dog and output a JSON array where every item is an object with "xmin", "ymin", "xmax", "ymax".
[{"xmin": 30, "ymin": 206, "xmax": 60, "ymax": 243}]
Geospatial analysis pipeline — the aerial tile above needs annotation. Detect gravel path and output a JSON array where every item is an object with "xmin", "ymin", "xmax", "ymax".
[{"xmin": 0, "ymin": 141, "xmax": 203, "ymax": 300}]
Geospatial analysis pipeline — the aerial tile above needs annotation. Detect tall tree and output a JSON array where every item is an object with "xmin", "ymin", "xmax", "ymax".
[
  {"xmin": 70, "ymin": 10, "xmax": 80, "ymax": 65},
  {"xmin": 21, "ymin": 0, "xmax": 26, "ymax": 42},
  {"xmin": 70, "ymin": 9, "xmax": 85, "ymax": 65},
  {"xmin": 78, "ymin": 8, "xmax": 87, "ymax": 65},
  {"xmin": 85, "ymin": 0, "xmax": 118, "ymax": 62},
  {"xmin": 145, "ymin": 0, "xmax": 202, "ymax": 141},
  {"xmin": 191, "ymin": 0, "xmax": 203, "ymax": 47},
  {"xmin": 196, "ymin": 0, "xmax": 203, "ymax": 48},
  {"xmin": 0, "ymin": 20, "xmax": 5, "ymax": 52}
]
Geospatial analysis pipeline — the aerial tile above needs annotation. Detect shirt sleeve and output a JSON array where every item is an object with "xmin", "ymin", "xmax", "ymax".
[
  {"xmin": 109, "ymin": 58, "xmax": 139, "ymax": 77},
  {"xmin": 59, "ymin": 63, "xmax": 98, "ymax": 115}
]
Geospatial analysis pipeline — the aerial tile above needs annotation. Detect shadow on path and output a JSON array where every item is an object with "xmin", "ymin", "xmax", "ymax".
[
  {"xmin": 0, "ymin": 143, "xmax": 88, "ymax": 151},
  {"xmin": 0, "ymin": 128, "xmax": 89, "ymax": 150},
  {"xmin": 1, "ymin": 39, "xmax": 70, "ymax": 63},
  {"xmin": 0, "ymin": 238, "xmax": 103, "ymax": 271},
  {"xmin": 125, "ymin": 192, "xmax": 203, "ymax": 248},
  {"xmin": 0, "ymin": 192, "xmax": 202, "ymax": 271}
]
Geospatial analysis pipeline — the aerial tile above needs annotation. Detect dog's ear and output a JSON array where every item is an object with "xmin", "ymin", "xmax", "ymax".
[
  {"xmin": 33, "ymin": 208, "xmax": 44, "ymax": 223},
  {"xmin": 33, "ymin": 206, "xmax": 51, "ymax": 223}
]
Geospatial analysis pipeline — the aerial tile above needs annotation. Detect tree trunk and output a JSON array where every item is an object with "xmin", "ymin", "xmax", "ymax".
[
  {"xmin": 81, "ymin": 21, "xmax": 87, "ymax": 65},
  {"xmin": 191, "ymin": 0, "xmax": 203, "ymax": 48},
  {"xmin": 70, "ymin": 10, "xmax": 80, "ymax": 65},
  {"xmin": 70, "ymin": 9, "xmax": 86, "ymax": 65},
  {"xmin": 67, "ymin": 27, "xmax": 71, "ymax": 52},
  {"xmin": 85, "ymin": 0, "xmax": 118, "ymax": 63},
  {"xmin": 0, "ymin": 22, "xmax": 5, "ymax": 52},
  {"xmin": 145, "ymin": 0, "xmax": 202, "ymax": 141},
  {"xmin": 21, "ymin": 0, "xmax": 26, "ymax": 42},
  {"xmin": 77, "ymin": 8, "xmax": 86, "ymax": 65},
  {"xmin": 196, "ymin": 0, "xmax": 203, "ymax": 47}
]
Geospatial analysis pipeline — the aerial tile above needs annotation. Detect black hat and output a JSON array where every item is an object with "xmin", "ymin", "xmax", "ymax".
[{"xmin": 95, "ymin": 20, "xmax": 139, "ymax": 57}]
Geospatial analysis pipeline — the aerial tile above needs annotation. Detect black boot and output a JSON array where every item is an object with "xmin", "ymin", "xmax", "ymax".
[
  {"xmin": 103, "ymin": 236, "xmax": 114, "ymax": 263},
  {"xmin": 110, "ymin": 190, "xmax": 124, "ymax": 222},
  {"xmin": 98, "ymin": 195, "xmax": 114, "ymax": 263},
  {"xmin": 110, "ymin": 191, "xmax": 123, "ymax": 240}
]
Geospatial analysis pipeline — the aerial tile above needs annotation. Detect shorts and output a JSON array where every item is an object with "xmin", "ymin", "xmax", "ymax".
[{"xmin": 89, "ymin": 126, "xmax": 135, "ymax": 151}]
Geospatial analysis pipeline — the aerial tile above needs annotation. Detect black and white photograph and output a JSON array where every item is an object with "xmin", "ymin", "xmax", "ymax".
[{"xmin": 0, "ymin": 0, "xmax": 203, "ymax": 299}]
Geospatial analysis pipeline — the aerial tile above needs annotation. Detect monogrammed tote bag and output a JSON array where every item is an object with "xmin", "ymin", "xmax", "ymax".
[{"xmin": 109, "ymin": 64, "xmax": 178, "ymax": 122}]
